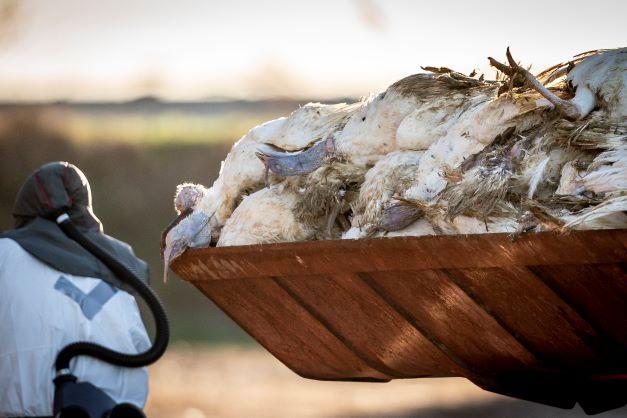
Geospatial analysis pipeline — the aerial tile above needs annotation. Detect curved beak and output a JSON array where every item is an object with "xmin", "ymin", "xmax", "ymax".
[
  {"xmin": 162, "ymin": 211, "xmax": 213, "ymax": 283},
  {"xmin": 160, "ymin": 208, "xmax": 193, "ymax": 258},
  {"xmin": 163, "ymin": 239, "xmax": 187, "ymax": 283}
]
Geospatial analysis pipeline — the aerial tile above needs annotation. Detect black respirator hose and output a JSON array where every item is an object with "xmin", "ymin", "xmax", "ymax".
[{"xmin": 54, "ymin": 213, "xmax": 170, "ymax": 372}]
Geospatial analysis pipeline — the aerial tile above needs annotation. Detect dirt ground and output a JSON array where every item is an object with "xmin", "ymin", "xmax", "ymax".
[{"xmin": 145, "ymin": 345, "xmax": 626, "ymax": 418}]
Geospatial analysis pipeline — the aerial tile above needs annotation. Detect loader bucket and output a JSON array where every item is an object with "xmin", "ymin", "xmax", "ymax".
[{"xmin": 171, "ymin": 229, "xmax": 627, "ymax": 413}]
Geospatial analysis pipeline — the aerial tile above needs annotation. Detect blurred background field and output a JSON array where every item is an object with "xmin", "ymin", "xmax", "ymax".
[
  {"xmin": 1, "ymin": 0, "xmax": 626, "ymax": 416},
  {"xmin": 0, "ymin": 98, "xmax": 300, "ymax": 343},
  {"xmin": 144, "ymin": 345, "xmax": 627, "ymax": 418}
]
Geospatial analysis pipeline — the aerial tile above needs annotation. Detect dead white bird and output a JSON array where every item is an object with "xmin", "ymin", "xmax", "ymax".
[
  {"xmin": 160, "ymin": 105, "xmax": 357, "ymax": 262},
  {"xmin": 201, "ymin": 103, "xmax": 361, "ymax": 234},
  {"xmin": 428, "ymin": 48, "xmax": 627, "ymax": 232},
  {"xmin": 580, "ymin": 144, "xmax": 627, "ymax": 194},
  {"xmin": 403, "ymin": 89, "xmax": 545, "ymax": 206},
  {"xmin": 257, "ymin": 71, "xmax": 495, "ymax": 175},
  {"xmin": 161, "ymin": 183, "xmax": 213, "ymax": 282},
  {"xmin": 217, "ymin": 185, "xmax": 311, "ymax": 247},
  {"xmin": 165, "ymin": 47, "xmax": 625, "ymax": 253},
  {"xmin": 344, "ymin": 150, "xmax": 424, "ymax": 238},
  {"xmin": 179, "ymin": 78, "xmax": 463, "ymax": 249}
]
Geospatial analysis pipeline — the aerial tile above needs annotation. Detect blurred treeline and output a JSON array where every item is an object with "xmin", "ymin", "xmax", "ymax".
[{"xmin": 0, "ymin": 100, "xmax": 305, "ymax": 343}]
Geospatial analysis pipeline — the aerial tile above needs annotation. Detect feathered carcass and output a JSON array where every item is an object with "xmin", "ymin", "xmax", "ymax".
[{"xmin": 162, "ymin": 47, "xmax": 626, "ymax": 273}]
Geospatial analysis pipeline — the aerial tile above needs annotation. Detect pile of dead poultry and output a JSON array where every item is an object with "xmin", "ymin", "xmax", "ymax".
[{"xmin": 162, "ymin": 48, "xmax": 626, "ymax": 278}]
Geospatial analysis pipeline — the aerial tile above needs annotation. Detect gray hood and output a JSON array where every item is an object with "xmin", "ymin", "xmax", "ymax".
[{"xmin": 1, "ymin": 162, "xmax": 149, "ymax": 289}]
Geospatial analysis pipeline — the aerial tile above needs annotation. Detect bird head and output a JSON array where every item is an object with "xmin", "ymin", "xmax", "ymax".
[
  {"xmin": 161, "ymin": 183, "xmax": 212, "ymax": 282},
  {"xmin": 174, "ymin": 183, "xmax": 206, "ymax": 214}
]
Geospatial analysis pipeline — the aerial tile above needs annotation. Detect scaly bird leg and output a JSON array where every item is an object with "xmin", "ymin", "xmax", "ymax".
[
  {"xmin": 324, "ymin": 196, "xmax": 344, "ymax": 238},
  {"xmin": 490, "ymin": 48, "xmax": 583, "ymax": 121},
  {"xmin": 263, "ymin": 164, "xmax": 270, "ymax": 187}
]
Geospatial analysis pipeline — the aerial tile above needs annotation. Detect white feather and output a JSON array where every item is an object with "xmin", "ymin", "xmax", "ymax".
[
  {"xmin": 556, "ymin": 161, "xmax": 583, "ymax": 196},
  {"xmin": 581, "ymin": 145, "xmax": 627, "ymax": 194},
  {"xmin": 562, "ymin": 195, "xmax": 627, "ymax": 229},
  {"xmin": 336, "ymin": 90, "xmax": 420, "ymax": 166},
  {"xmin": 567, "ymin": 48, "xmax": 627, "ymax": 120},
  {"xmin": 350, "ymin": 150, "xmax": 424, "ymax": 234},
  {"xmin": 217, "ymin": 186, "xmax": 311, "ymax": 247},
  {"xmin": 527, "ymin": 155, "xmax": 551, "ymax": 199}
]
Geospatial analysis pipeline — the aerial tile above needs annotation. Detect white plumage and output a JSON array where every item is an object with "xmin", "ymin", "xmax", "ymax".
[
  {"xmin": 555, "ymin": 161, "xmax": 582, "ymax": 196},
  {"xmin": 565, "ymin": 48, "xmax": 627, "ymax": 121},
  {"xmin": 162, "ymin": 47, "xmax": 626, "ymax": 276},
  {"xmin": 580, "ymin": 145, "xmax": 627, "ymax": 194},
  {"xmin": 335, "ymin": 90, "xmax": 423, "ymax": 165},
  {"xmin": 204, "ymin": 117, "xmax": 286, "ymax": 226},
  {"xmin": 347, "ymin": 150, "xmax": 424, "ymax": 237},
  {"xmin": 216, "ymin": 185, "xmax": 311, "ymax": 247},
  {"xmin": 396, "ymin": 94, "xmax": 468, "ymax": 151},
  {"xmin": 266, "ymin": 102, "xmax": 359, "ymax": 151}
]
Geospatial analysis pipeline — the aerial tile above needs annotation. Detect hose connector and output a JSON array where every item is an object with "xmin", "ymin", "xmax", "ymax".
[{"xmin": 56, "ymin": 213, "xmax": 70, "ymax": 224}]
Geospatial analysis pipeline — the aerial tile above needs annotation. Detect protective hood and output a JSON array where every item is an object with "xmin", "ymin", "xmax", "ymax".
[{"xmin": 0, "ymin": 162, "xmax": 149, "ymax": 289}]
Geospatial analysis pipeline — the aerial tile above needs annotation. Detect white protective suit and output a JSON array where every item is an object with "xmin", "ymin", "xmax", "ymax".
[{"xmin": 0, "ymin": 238, "xmax": 150, "ymax": 417}]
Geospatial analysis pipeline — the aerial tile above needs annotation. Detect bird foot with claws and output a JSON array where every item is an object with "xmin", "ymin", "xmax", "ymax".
[
  {"xmin": 256, "ymin": 134, "xmax": 337, "ymax": 179},
  {"xmin": 489, "ymin": 48, "xmax": 583, "ymax": 121}
]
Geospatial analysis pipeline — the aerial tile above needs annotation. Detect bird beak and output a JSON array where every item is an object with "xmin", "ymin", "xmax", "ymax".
[
  {"xmin": 162, "ymin": 211, "xmax": 213, "ymax": 283},
  {"xmin": 160, "ymin": 208, "xmax": 193, "ymax": 258},
  {"xmin": 163, "ymin": 239, "xmax": 186, "ymax": 283},
  {"xmin": 161, "ymin": 208, "xmax": 193, "ymax": 283}
]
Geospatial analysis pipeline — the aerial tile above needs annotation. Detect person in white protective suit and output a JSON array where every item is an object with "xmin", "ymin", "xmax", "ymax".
[{"xmin": 0, "ymin": 162, "xmax": 151, "ymax": 418}]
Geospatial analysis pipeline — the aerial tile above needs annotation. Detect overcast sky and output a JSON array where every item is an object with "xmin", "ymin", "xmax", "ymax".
[{"xmin": 0, "ymin": 0, "xmax": 625, "ymax": 101}]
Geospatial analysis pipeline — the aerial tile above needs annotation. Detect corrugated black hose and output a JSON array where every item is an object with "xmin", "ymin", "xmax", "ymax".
[{"xmin": 54, "ymin": 213, "xmax": 170, "ymax": 372}]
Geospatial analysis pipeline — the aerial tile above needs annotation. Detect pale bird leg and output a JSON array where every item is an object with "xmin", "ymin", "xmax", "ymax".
[
  {"xmin": 488, "ymin": 56, "xmax": 515, "ymax": 77},
  {"xmin": 491, "ymin": 48, "xmax": 584, "ymax": 121},
  {"xmin": 324, "ymin": 197, "xmax": 344, "ymax": 238},
  {"xmin": 263, "ymin": 165, "xmax": 270, "ymax": 187}
]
